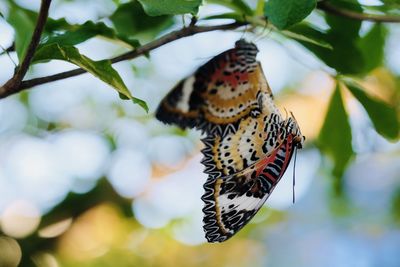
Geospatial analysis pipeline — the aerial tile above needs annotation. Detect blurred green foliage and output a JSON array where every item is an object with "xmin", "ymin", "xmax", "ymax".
[
  {"xmin": 265, "ymin": 0, "xmax": 316, "ymax": 29},
  {"xmin": 318, "ymin": 84, "xmax": 353, "ymax": 190}
]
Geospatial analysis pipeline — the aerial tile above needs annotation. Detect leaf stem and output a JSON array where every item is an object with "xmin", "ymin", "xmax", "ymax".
[
  {"xmin": 10, "ymin": 22, "xmax": 245, "ymax": 95},
  {"xmin": 0, "ymin": 0, "xmax": 52, "ymax": 97},
  {"xmin": 317, "ymin": 1, "xmax": 400, "ymax": 23}
]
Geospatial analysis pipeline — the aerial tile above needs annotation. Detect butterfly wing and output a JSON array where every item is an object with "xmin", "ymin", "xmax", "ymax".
[
  {"xmin": 201, "ymin": 135, "xmax": 297, "ymax": 242},
  {"xmin": 156, "ymin": 40, "xmax": 276, "ymax": 135},
  {"xmin": 201, "ymin": 112, "xmax": 284, "ymax": 179}
]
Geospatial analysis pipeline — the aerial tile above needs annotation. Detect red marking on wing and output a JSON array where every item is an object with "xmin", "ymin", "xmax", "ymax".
[
  {"xmin": 209, "ymin": 52, "xmax": 249, "ymax": 88},
  {"xmin": 254, "ymin": 135, "xmax": 295, "ymax": 183}
]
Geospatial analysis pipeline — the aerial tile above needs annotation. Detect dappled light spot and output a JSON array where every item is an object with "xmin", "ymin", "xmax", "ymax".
[
  {"xmin": 0, "ymin": 200, "xmax": 41, "ymax": 238},
  {"xmin": 108, "ymin": 149, "xmax": 151, "ymax": 198},
  {"xmin": 32, "ymin": 252, "xmax": 59, "ymax": 267},
  {"xmin": 51, "ymin": 130, "xmax": 110, "ymax": 181},
  {"xmin": 58, "ymin": 203, "xmax": 126, "ymax": 261},
  {"xmin": 38, "ymin": 218, "xmax": 73, "ymax": 239},
  {"xmin": 171, "ymin": 211, "xmax": 205, "ymax": 245},
  {"xmin": 132, "ymin": 197, "xmax": 171, "ymax": 229},
  {"xmin": 29, "ymin": 83, "xmax": 87, "ymax": 122},
  {"xmin": 133, "ymin": 155, "xmax": 204, "ymax": 231},
  {"xmin": 0, "ymin": 99, "xmax": 28, "ymax": 135},
  {"xmin": 0, "ymin": 236, "xmax": 21, "ymax": 267},
  {"xmin": 2, "ymin": 135, "xmax": 72, "ymax": 212},
  {"xmin": 147, "ymin": 135, "xmax": 195, "ymax": 169},
  {"xmin": 111, "ymin": 118, "xmax": 149, "ymax": 149}
]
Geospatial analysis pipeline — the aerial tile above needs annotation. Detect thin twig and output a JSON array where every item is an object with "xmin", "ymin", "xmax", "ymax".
[
  {"xmin": 317, "ymin": 1, "xmax": 400, "ymax": 23},
  {"xmin": 1, "ymin": 0, "xmax": 398, "ymax": 99},
  {"xmin": 0, "ymin": 42, "xmax": 15, "ymax": 56},
  {"xmin": 0, "ymin": 0, "xmax": 52, "ymax": 97},
  {"xmin": 14, "ymin": 22, "xmax": 245, "ymax": 92}
]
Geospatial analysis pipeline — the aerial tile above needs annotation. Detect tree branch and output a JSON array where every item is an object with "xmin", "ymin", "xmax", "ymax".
[
  {"xmin": 11, "ymin": 22, "xmax": 245, "ymax": 95},
  {"xmin": 3, "ymin": 0, "xmax": 397, "ymax": 99},
  {"xmin": 317, "ymin": 1, "xmax": 400, "ymax": 23},
  {"xmin": 0, "ymin": 0, "xmax": 52, "ymax": 97}
]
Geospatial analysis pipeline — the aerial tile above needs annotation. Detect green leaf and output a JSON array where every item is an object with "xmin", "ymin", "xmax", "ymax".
[
  {"xmin": 318, "ymin": 84, "xmax": 354, "ymax": 181},
  {"xmin": 357, "ymin": 24, "xmax": 387, "ymax": 73},
  {"xmin": 344, "ymin": 81, "xmax": 399, "ymax": 141},
  {"xmin": 264, "ymin": 0, "xmax": 316, "ymax": 29},
  {"xmin": 392, "ymin": 187, "xmax": 400, "ymax": 226},
  {"xmin": 39, "ymin": 21, "xmax": 140, "ymax": 48},
  {"xmin": 32, "ymin": 44, "xmax": 148, "ymax": 112},
  {"xmin": 110, "ymin": 1, "xmax": 173, "ymax": 38},
  {"xmin": 208, "ymin": 0, "xmax": 253, "ymax": 16},
  {"xmin": 137, "ymin": 0, "xmax": 202, "ymax": 16},
  {"xmin": 288, "ymin": 1, "xmax": 386, "ymax": 75},
  {"xmin": 6, "ymin": 4, "xmax": 35, "ymax": 60},
  {"xmin": 256, "ymin": 0, "xmax": 265, "ymax": 16}
]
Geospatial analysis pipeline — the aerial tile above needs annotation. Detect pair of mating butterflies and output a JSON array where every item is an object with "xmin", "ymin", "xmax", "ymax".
[{"xmin": 156, "ymin": 40, "xmax": 305, "ymax": 242}]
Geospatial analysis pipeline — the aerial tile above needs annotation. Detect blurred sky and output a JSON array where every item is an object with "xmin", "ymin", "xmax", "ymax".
[{"xmin": 0, "ymin": 1, "xmax": 400, "ymax": 267}]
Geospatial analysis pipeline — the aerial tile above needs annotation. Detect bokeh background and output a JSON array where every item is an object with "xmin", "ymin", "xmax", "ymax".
[{"xmin": 0, "ymin": 0, "xmax": 400, "ymax": 266}]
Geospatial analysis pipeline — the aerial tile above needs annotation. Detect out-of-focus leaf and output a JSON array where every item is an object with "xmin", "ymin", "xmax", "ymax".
[
  {"xmin": 289, "ymin": 1, "xmax": 387, "ymax": 75},
  {"xmin": 324, "ymin": 0, "xmax": 362, "ymax": 36},
  {"xmin": 39, "ymin": 21, "xmax": 140, "ymax": 48},
  {"xmin": 318, "ymin": 85, "xmax": 354, "ymax": 187},
  {"xmin": 392, "ymin": 187, "xmax": 400, "ymax": 225},
  {"xmin": 357, "ymin": 24, "xmax": 387, "ymax": 73},
  {"xmin": 110, "ymin": 1, "xmax": 173, "ymax": 38},
  {"xmin": 264, "ymin": 0, "xmax": 316, "ymax": 29},
  {"xmin": 208, "ymin": 0, "xmax": 253, "ymax": 16},
  {"xmin": 363, "ymin": 4, "xmax": 400, "ymax": 14},
  {"xmin": 137, "ymin": 0, "xmax": 202, "ymax": 16},
  {"xmin": 255, "ymin": 0, "xmax": 265, "ymax": 16},
  {"xmin": 293, "ymin": 0, "xmax": 360, "ymax": 73},
  {"xmin": 344, "ymin": 81, "xmax": 399, "ymax": 141},
  {"xmin": 5, "ymin": 3, "xmax": 72, "ymax": 34},
  {"xmin": 32, "ymin": 44, "xmax": 148, "ymax": 112},
  {"xmin": 376, "ymin": 0, "xmax": 400, "ymax": 10},
  {"xmin": 6, "ymin": 4, "xmax": 35, "ymax": 60}
]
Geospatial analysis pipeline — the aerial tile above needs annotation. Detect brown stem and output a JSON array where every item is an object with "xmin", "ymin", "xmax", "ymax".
[
  {"xmin": 14, "ymin": 22, "xmax": 245, "ymax": 94},
  {"xmin": 317, "ymin": 1, "xmax": 400, "ymax": 23},
  {"xmin": 0, "ymin": 0, "xmax": 52, "ymax": 97}
]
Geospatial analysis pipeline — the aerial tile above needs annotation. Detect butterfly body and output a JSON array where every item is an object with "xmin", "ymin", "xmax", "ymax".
[{"xmin": 156, "ymin": 40, "xmax": 304, "ymax": 243}]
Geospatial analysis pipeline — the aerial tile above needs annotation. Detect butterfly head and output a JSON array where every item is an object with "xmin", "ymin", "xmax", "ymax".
[
  {"xmin": 235, "ymin": 39, "xmax": 259, "ymax": 53},
  {"xmin": 286, "ymin": 114, "xmax": 305, "ymax": 149}
]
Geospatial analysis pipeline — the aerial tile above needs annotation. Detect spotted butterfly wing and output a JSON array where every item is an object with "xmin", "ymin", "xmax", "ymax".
[
  {"xmin": 156, "ymin": 40, "xmax": 274, "ymax": 135},
  {"xmin": 201, "ymin": 117, "xmax": 304, "ymax": 242},
  {"xmin": 201, "ymin": 113, "xmax": 284, "ymax": 179}
]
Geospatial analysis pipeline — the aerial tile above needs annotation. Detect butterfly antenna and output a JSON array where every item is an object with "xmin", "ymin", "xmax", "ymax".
[
  {"xmin": 253, "ymin": 22, "xmax": 272, "ymax": 43},
  {"xmin": 240, "ymin": 23, "xmax": 249, "ymax": 40},
  {"xmin": 292, "ymin": 146, "xmax": 298, "ymax": 204},
  {"xmin": 0, "ymin": 44, "xmax": 17, "ymax": 67},
  {"xmin": 283, "ymin": 108, "xmax": 289, "ymax": 120},
  {"xmin": 290, "ymin": 111, "xmax": 299, "ymax": 123}
]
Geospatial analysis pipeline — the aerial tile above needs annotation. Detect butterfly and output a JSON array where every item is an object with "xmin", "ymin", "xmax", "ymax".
[
  {"xmin": 201, "ymin": 114, "xmax": 303, "ymax": 242},
  {"xmin": 156, "ymin": 39, "xmax": 304, "ymax": 242},
  {"xmin": 156, "ymin": 40, "xmax": 277, "ymax": 136}
]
